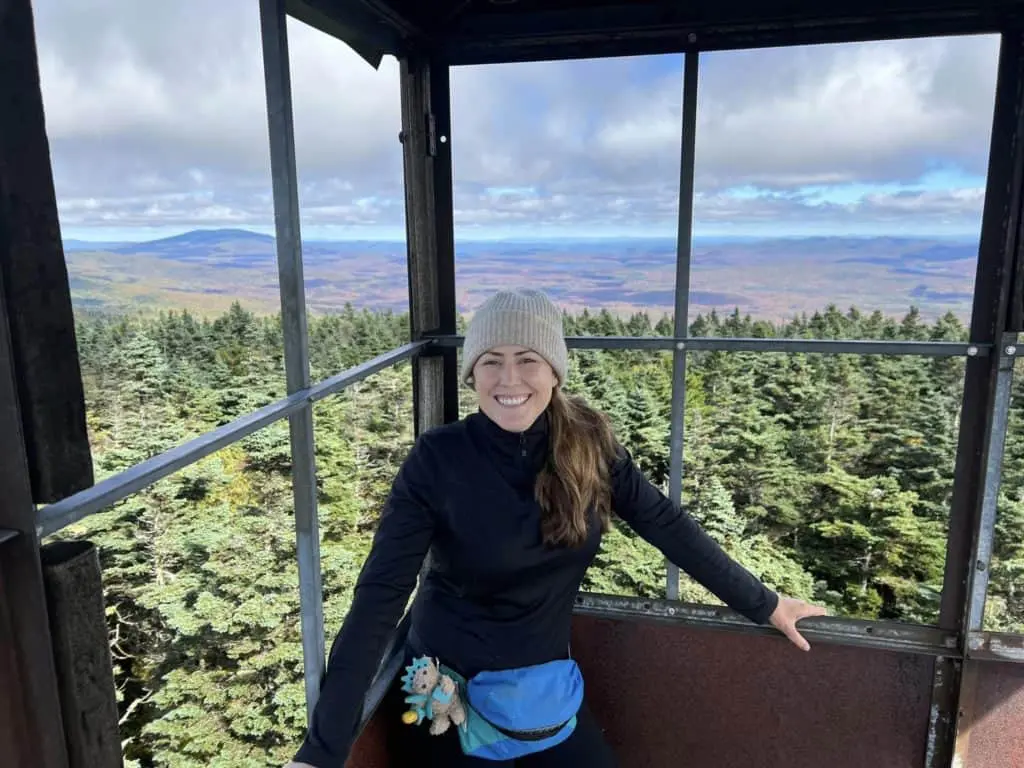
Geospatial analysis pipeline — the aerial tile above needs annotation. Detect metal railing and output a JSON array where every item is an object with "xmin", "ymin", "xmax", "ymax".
[
  {"xmin": 37, "ymin": 327, "xmax": 1021, "ymax": 664},
  {"xmin": 36, "ymin": 341, "xmax": 427, "ymax": 539},
  {"xmin": 429, "ymin": 333, "xmax": 990, "ymax": 357},
  {"xmin": 36, "ymin": 337, "xmax": 427, "ymax": 719}
]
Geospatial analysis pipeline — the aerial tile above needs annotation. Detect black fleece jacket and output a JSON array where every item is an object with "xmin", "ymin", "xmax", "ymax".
[{"xmin": 293, "ymin": 409, "xmax": 778, "ymax": 766}]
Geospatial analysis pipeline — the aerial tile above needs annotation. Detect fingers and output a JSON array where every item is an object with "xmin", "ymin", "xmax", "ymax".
[
  {"xmin": 770, "ymin": 596, "xmax": 828, "ymax": 651},
  {"xmin": 781, "ymin": 600, "xmax": 826, "ymax": 651},
  {"xmin": 781, "ymin": 621, "xmax": 811, "ymax": 652},
  {"xmin": 794, "ymin": 605, "xmax": 828, "ymax": 623}
]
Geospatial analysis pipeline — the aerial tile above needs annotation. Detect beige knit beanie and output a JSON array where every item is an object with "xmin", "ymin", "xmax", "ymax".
[{"xmin": 461, "ymin": 288, "xmax": 568, "ymax": 386}]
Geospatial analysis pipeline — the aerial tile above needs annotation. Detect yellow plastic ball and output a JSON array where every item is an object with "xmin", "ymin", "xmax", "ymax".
[{"xmin": 402, "ymin": 710, "xmax": 418, "ymax": 725}]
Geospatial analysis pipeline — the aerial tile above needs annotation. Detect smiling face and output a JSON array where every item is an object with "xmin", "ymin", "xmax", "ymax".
[{"xmin": 471, "ymin": 345, "xmax": 559, "ymax": 432}]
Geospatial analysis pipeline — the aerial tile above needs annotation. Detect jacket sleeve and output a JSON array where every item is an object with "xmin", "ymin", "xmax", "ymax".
[
  {"xmin": 292, "ymin": 438, "xmax": 436, "ymax": 767},
  {"xmin": 609, "ymin": 444, "xmax": 778, "ymax": 625}
]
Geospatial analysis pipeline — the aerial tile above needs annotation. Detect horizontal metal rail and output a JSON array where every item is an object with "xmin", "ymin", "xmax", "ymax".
[
  {"xmin": 574, "ymin": 592, "xmax": 962, "ymax": 659},
  {"xmin": 427, "ymin": 333, "xmax": 989, "ymax": 357},
  {"xmin": 0, "ymin": 528, "xmax": 18, "ymax": 546},
  {"xmin": 35, "ymin": 341, "xmax": 429, "ymax": 539},
  {"xmin": 967, "ymin": 630, "xmax": 1024, "ymax": 663}
]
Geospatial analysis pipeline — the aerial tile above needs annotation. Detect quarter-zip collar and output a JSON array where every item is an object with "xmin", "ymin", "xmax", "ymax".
[{"xmin": 467, "ymin": 407, "xmax": 550, "ymax": 481}]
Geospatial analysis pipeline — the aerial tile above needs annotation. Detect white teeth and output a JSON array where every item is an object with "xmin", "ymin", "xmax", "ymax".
[{"xmin": 496, "ymin": 395, "xmax": 530, "ymax": 407}]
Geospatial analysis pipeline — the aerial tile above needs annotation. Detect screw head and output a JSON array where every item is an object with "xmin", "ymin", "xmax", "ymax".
[
  {"xmin": 676, "ymin": 341, "xmax": 685, "ymax": 350},
  {"xmin": 1007, "ymin": 345, "xmax": 1017, "ymax": 356},
  {"xmin": 967, "ymin": 346, "xmax": 979, "ymax": 356}
]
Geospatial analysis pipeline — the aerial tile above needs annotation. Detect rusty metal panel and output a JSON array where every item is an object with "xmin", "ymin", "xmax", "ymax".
[
  {"xmin": 347, "ymin": 713, "xmax": 392, "ymax": 768},
  {"xmin": 570, "ymin": 614, "xmax": 933, "ymax": 768},
  {"xmin": 956, "ymin": 661, "xmax": 1024, "ymax": 768}
]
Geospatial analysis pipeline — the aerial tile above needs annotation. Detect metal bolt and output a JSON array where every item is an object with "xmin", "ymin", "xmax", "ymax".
[
  {"xmin": 687, "ymin": 32, "xmax": 697, "ymax": 43},
  {"xmin": 676, "ymin": 341, "xmax": 686, "ymax": 350},
  {"xmin": 1006, "ymin": 345, "xmax": 1017, "ymax": 356},
  {"xmin": 977, "ymin": 559, "xmax": 987, "ymax": 571},
  {"xmin": 967, "ymin": 346, "xmax": 979, "ymax": 357}
]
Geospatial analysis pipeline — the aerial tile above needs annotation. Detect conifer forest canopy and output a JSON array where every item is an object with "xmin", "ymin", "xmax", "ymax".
[{"xmin": 54, "ymin": 300, "xmax": 1024, "ymax": 766}]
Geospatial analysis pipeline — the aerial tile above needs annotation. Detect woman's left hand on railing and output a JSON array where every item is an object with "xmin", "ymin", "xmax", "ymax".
[{"xmin": 769, "ymin": 595, "xmax": 828, "ymax": 651}]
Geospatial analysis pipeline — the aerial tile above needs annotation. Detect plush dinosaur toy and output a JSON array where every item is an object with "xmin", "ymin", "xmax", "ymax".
[{"xmin": 400, "ymin": 656, "xmax": 467, "ymax": 735}]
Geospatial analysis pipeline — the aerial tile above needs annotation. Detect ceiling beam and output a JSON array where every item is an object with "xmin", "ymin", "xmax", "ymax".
[
  {"xmin": 287, "ymin": 0, "xmax": 424, "ymax": 67},
  {"xmin": 349, "ymin": 0, "xmax": 425, "ymax": 39},
  {"xmin": 440, "ymin": 0, "xmax": 1022, "ymax": 64}
]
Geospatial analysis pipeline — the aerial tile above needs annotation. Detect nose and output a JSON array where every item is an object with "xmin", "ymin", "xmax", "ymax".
[{"xmin": 498, "ymin": 360, "xmax": 521, "ymax": 386}]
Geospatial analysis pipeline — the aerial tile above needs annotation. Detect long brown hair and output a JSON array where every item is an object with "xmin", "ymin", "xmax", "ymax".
[{"xmin": 535, "ymin": 387, "xmax": 620, "ymax": 547}]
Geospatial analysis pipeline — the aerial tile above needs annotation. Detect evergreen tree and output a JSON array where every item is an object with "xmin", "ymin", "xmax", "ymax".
[{"xmin": 49, "ymin": 300, "xmax": 1024, "ymax": 767}]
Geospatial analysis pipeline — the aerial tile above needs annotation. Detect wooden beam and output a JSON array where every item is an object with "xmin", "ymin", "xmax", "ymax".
[
  {"xmin": 441, "ymin": 0, "xmax": 1020, "ymax": 64},
  {"xmin": 0, "ymin": 242, "xmax": 68, "ymax": 768},
  {"xmin": 400, "ymin": 56, "xmax": 458, "ymax": 434},
  {"xmin": 0, "ymin": 0, "xmax": 93, "ymax": 505}
]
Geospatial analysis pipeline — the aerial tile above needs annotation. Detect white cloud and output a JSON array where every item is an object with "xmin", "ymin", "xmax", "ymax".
[
  {"xmin": 30, "ymin": 0, "xmax": 1001, "ymax": 237},
  {"xmin": 694, "ymin": 187, "xmax": 986, "ymax": 235},
  {"xmin": 693, "ymin": 36, "xmax": 998, "ymax": 191},
  {"xmin": 35, "ymin": 0, "xmax": 402, "ymax": 192}
]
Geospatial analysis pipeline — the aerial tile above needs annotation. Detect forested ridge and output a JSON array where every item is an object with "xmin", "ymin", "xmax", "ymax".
[{"xmin": 53, "ymin": 301, "xmax": 1024, "ymax": 766}]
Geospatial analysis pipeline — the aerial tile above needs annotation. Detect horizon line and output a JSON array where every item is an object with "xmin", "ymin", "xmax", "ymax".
[{"xmin": 61, "ymin": 225, "xmax": 982, "ymax": 246}]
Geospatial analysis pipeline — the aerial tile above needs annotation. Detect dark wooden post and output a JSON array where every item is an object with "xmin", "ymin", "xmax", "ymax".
[
  {"xmin": 399, "ymin": 56, "xmax": 459, "ymax": 434},
  {"xmin": 1, "ymin": 0, "xmax": 97, "ymax": 765},
  {"xmin": 0, "ymin": 264, "xmax": 69, "ymax": 768}
]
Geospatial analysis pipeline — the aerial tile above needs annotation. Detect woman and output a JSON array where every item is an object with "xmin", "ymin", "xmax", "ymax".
[{"xmin": 287, "ymin": 288, "xmax": 825, "ymax": 768}]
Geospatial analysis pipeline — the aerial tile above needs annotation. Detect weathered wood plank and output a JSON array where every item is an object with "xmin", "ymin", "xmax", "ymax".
[{"xmin": 0, "ymin": 0, "xmax": 93, "ymax": 504}]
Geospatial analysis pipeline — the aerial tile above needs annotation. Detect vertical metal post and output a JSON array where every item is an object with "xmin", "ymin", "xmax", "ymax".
[
  {"xmin": 964, "ymin": 335, "xmax": 1017, "ymax": 634},
  {"xmin": 941, "ymin": 30, "xmax": 1024, "ymax": 637},
  {"xmin": 667, "ymin": 50, "xmax": 698, "ymax": 600},
  {"xmin": 949, "ymin": 336, "xmax": 1017, "ymax": 768},
  {"xmin": 949, "ymin": 349, "xmax": 1018, "ymax": 768},
  {"xmin": 400, "ymin": 57, "xmax": 459, "ymax": 434},
  {"xmin": 258, "ymin": 0, "xmax": 325, "ymax": 720},
  {"xmin": 928, "ymin": 29, "xmax": 1024, "ymax": 768}
]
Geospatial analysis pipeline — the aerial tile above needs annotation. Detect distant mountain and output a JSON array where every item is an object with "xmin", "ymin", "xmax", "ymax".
[
  {"xmin": 116, "ymin": 227, "xmax": 274, "ymax": 254},
  {"xmin": 61, "ymin": 228, "xmax": 980, "ymax": 322},
  {"xmin": 108, "ymin": 228, "xmax": 279, "ymax": 269}
]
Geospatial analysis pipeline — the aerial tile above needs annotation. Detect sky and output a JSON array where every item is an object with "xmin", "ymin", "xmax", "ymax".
[{"xmin": 31, "ymin": 0, "xmax": 1001, "ymax": 242}]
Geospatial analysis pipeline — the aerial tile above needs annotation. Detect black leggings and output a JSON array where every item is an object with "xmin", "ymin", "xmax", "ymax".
[{"xmin": 381, "ymin": 672, "xmax": 619, "ymax": 767}]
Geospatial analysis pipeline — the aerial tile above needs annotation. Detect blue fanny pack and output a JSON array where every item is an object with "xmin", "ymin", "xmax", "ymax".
[{"xmin": 402, "ymin": 655, "xmax": 584, "ymax": 761}]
